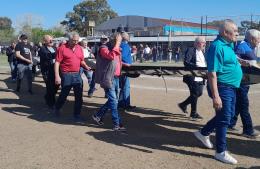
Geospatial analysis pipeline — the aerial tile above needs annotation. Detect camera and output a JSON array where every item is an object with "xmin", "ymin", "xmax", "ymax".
[{"xmin": 112, "ymin": 25, "xmax": 129, "ymax": 34}]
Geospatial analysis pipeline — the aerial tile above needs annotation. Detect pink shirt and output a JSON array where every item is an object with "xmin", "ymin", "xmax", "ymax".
[
  {"xmin": 56, "ymin": 43, "xmax": 84, "ymax": 73},
  {"xmin": 99, "ymin": 47, "xmax": 122, "ymax": 76}
]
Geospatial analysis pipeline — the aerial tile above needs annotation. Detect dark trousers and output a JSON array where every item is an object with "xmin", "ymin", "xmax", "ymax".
[
  {"xmin": 42, "ymin": 67, "xmax": 59, "ymax": 107},
  {"xmin": 181, "ymin": 79, "xmax": 204, "ymax": 115},
  {"xmin": 229, "ymin": 84, "xmax": 254, "ymax": 134},
  {"xmin": 201, "ymin": 83, "xmax": 236, "ymax": 153},
  {"xmin": 16, "ymin": 63, "xmax": 33, "ymax": 91},
  {"xmin": 55, "ymin": 72, "xmax": 83, "ymax": 116},
  {"xmin": 118, "ymin": 75, "xmax": 131, "ymax": 108}
]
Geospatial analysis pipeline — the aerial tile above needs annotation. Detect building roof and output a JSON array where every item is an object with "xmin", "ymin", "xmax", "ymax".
[{"xmin": 96, "ymin": 15, "xmax": 218, "ymax": 31}]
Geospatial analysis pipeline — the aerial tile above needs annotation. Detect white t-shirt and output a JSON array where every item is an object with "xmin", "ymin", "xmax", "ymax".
[
  {"xmin": 144, "ymin": 47, "xmax": 151, "ymax": 54},
  {"xmin": 82, "ymin": 47, "xmax": 91, "ymax": 59},
  {"xmin": 194, "ymin": 49, "xmax": 206, "ymax": 82}
]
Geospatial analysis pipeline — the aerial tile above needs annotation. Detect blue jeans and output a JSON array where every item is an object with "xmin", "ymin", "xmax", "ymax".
[
  {"xmin": 201, "ymin": 83, "xmax": 236, "ymax": 153},
  {"xmin": 95, "ymin": 77, "xmax": 121, "ymax": 127},
  {"xmin": 229, "ymin": 84, "xmax": 254, "ymax": 134},
  {"xmin": 119, "ymin": 75, "xmax": 131, "ymax": 108},
  {"xmin": 55, "ymin": 72, "xmax": 83, "ymax": 116},
  {"xmin": 9, "ymin": 61, "xmax": 17, "ymax": 80},
  {"xmin": 81, "ymin": 68, "xmax": 96, "ymax": 95}
]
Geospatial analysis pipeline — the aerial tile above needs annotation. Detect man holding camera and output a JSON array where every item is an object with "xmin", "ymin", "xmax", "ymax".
[{"xmin": 92, "ymin": 33, "xmax": 126, "ymax": 131}]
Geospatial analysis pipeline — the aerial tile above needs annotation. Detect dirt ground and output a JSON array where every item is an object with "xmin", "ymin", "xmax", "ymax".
[{"xmin": 0, "ymin": 68, "xmax": 259, "ymax": 169}]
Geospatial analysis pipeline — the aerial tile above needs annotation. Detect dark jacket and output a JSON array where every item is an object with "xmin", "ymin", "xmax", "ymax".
[
  {"xmin": 183, "ymin": 47, "xmax": 197, "ymax": 69},
  {"xmin": 183, "ymin": 47, "xmax": 205, "ymax": 84},
  {"xmin": 38, "ymin": 45, "xmax": 56, "ymax": 73},
  {"xmin": 6, "ymin": 46, "xmax": 16, "ymax": 63}
]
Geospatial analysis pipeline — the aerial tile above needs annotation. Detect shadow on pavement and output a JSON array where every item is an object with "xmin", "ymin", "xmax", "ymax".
[{"xmin": 1, "ymin": 73, "xmax": 259, "ymax": 161}]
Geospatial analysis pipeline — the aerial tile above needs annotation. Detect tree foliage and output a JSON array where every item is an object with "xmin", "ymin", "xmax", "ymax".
[
  {"xmin": 61, "ymin": 0, "xmax": 118, "ymax": 36},
  {"xmin": 207, "ymin": 19, "xmax": 260, "ymax": 35},
  {"xmin": 207, "ymin": 20, "xmax": 225, "ymax": 28},
  {"xmin": 0, "ymin": 17, "xmax": 12, "ymax": 29},
  {"xmin": 0, "ymin": 17, "xmax": 15, "ymax": 44},
  {"xmin": 239, "ymin": 20, "xmax": 260, "ymax": 34},
  {"xmin": 31, "ymin": 27, "xmax": 65, "ymax": 44}
]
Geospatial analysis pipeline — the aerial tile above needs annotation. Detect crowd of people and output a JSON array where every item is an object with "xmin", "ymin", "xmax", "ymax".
[
  {"xmin": 131, "ymin": 44, "xmax": 182, "ymax": 63},
  {"xmin": 4, "ymin": 19, "xmax": 260, "ymax": 165}
]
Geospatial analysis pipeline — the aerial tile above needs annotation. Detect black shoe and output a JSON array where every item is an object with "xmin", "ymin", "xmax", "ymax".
[
  {"xmin": 28, "ymin": 90, "xmax": 33, "ymax": 95},
  {"xmin": 125, "ymin": 105, "xmax": 136, "ymax": 110},
  {"xmin": 53, "ymin": 109, "xmax": 60, "ymax": 117},
  {"xmin": 242, "ymin": 131, "xmax": 260, "ymax": 139},
  {"xmin": 48, "ymin": 105, "xmax": 55, "ymax": 110},
  {"xmin": 87, "ymin": 93, "xmax": 93, "ymax": 98},
  {"xmin": 178, "ymin": 103, "xmax": 188, "ymax": 114},
  {"xmin": 73, "ymin": 115, "xmax": 85, "ymax": 123},
  {"xmin": 16, "ymin": 87, "xmax": 20, "ymax": 92},
  {"xmin": 190, "ymin": 113, "xmax": 203, "ymax": 120}
]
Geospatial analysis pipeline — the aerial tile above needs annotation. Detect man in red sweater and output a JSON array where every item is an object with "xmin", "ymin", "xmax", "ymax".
[
  {"xmin": 92, "ymin": 34, "xmax": 126, "ymax": 131},
  {"xmin": 54, "ymin": 32, "xmax": 90, "ymax": 121}
]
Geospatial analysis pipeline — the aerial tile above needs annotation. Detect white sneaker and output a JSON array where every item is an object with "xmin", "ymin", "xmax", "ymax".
[
  {"xmin": 194, "ymin": 131, "xmax": 213, "ymax": 149},
  {"xmin": 215, "ymin": 151, "xmax": 238, "ymax": 164}
]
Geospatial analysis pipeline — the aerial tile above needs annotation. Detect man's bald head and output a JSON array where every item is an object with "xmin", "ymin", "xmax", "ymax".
[{"xmin": 43, "ymin": 35, "xmax": 53, "ymax": 46}]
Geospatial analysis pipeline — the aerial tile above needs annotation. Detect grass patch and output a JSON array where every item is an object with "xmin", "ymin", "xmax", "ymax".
[{"xmin": 0, "ymin": 54, "xmax": 9, "ymax": 67}]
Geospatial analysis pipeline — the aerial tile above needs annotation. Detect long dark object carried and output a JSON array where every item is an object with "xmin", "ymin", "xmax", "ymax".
[
  {"xmin": 122, "ymin": 65, "xmax": 207, "ymax": 78},
  {"xmin": 121, "ymin": 64, "xmax": 260, "ymax": 85}
]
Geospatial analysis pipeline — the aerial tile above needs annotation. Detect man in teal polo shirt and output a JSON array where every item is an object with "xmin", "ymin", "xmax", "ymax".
[{"xmin": 194, "ymin": 20, "xmax": 242, "ymax": 164}]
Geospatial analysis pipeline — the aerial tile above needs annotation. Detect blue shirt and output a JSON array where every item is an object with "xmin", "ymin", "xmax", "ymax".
[
  {"xmin": 120, "ymin": 41, "xmax": 132, "ymax": 64},
  {"xmin": 207, "ymin": 35, "xmax": 242, "ymax": 88},
  {"xmin": 236, "ymin": 40, "xmax": 258, "ymax": 60}
]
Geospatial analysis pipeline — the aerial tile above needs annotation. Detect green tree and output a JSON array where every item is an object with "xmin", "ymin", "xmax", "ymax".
[
  {"xmin": 31, "ymin": 27, "xmax": 65, "ymax": 44},
  {"xmin": 0, "ymin": 17, "xmax": 12, "ymax": 29},
  {"xmin": 207, "ymin": 20, "xmax": 225, "ymax": 28},
  {"xmin": 0, "ymin": 17, "xmax": 15, "ymax": 44},
  {"xmin": 61, "ymin": 0, "xmax": 118, "ymax": 36},
  {"xmin": 239, "ymin": 20, "xmax": 260, "ymax": 35}
]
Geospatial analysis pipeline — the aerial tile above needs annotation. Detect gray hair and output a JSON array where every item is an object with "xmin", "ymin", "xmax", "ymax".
[
  {"xmin": 67, "ymin": 32, "xmax": 79, "ymax": 40},
  {"xmin": 81, "ymin": 39, "xmax": 88, "ymax": 44},
  {"xmin": 219, "ymin": 19, "xmax": 236, "ymax": 34},
  {"xmin": 121, "ymin": 32, "xmax": 129, "ymax": 41},
  {"xmin": 195, "ymin": 36, "xmax": 206, "ymax": 43},
  {"xmin": 245, "ymin": 29, "xmax": 260, "ymax": 41}
]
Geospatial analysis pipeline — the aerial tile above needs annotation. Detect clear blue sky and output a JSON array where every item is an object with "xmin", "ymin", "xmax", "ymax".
[{"xmin": 1, "ymin": 0, "xmax": 260, "ymax": 29}]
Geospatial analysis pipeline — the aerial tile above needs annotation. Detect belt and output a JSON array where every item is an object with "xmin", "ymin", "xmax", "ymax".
[{"xmin": 62, "ymin": 72, "xmax": 79, "ymax": 74}]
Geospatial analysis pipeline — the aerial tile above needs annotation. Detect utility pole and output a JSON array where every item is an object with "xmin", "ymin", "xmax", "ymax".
[
  {"xmin": 168, "ymin": 17, "xmax": 172, "ymax": 62},
  {"xmin": 205, "ymin": 16, "xmax": 208, "ymax": 35},
  {"xmin": 168, "ymin": 17, "xmax": 172, "ymax": 49},
  {"xmin": 201, "ymin": 16, "xmax": 203, "ymax": 35},
  {"xmin": 251, "ymin": 14, "xmax": 253, "ymax": 29}
]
